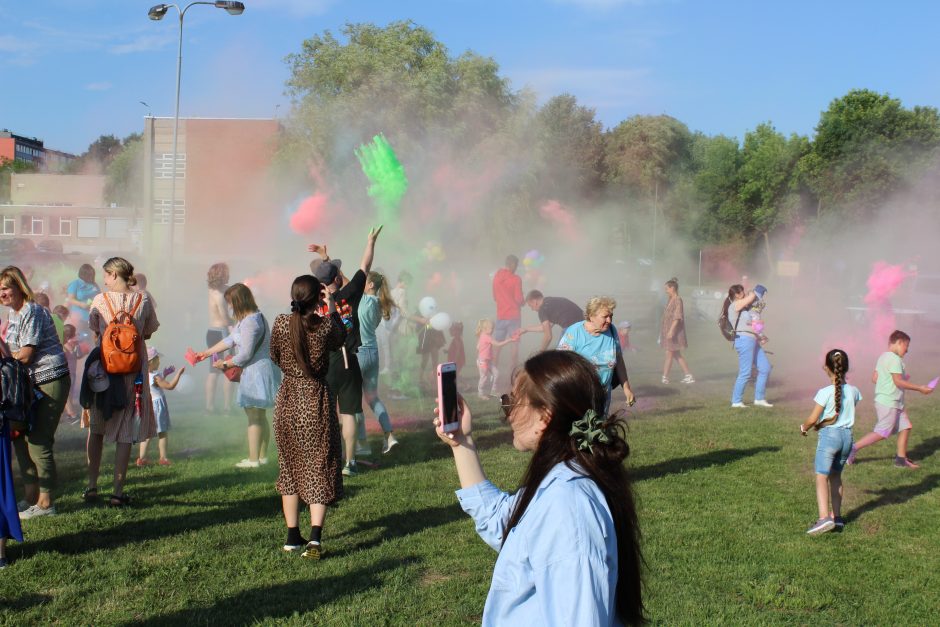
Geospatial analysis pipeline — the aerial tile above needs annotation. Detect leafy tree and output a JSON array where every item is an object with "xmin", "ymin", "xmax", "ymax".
[
  {"xmin": 68, "ymin": 134, "xmax": 123, "ymax": 174},
  {"xmin": 0, "ymin": 157, "xmax": 38, "ymax": 203},
  {"xmin": 737, "ymin": 123, "xmax": 809, "ymax": 268},
  {"xmin": 533, "ymin": 94, "xmax": 605, "ymax": 200},
  {"xmin": 798, "ymin": 89, "xmax": 940, "ymax": 217},
  {"xmin": 284, "ymin": 21, "xmax": 516, "ymax": 167},
  {"xmin": 104, "ymin": 138, "xmax": 144, "ymax": 208},
  {"xmin": 604, "ymin": 114, "xmax": 693, "ymax": 197}
]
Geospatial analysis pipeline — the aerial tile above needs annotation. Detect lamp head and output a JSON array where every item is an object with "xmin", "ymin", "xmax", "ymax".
[
  {"xmin": 215, "ymin": 1, "xmax": 245, "ymax": 15},
  {"xmin": 148, "ymin": 4, "xmax": 169, "ymax": 20}
]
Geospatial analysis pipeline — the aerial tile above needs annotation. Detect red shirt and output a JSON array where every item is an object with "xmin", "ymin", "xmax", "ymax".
[{"xmin": 492, "ymin": 268, "xmax": 523, "ymax": 321}]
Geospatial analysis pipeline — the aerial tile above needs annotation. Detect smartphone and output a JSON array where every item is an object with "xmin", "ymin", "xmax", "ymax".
[{"xmin": 437, "ymin": 362, "xmax": 459, "ymax": 434}]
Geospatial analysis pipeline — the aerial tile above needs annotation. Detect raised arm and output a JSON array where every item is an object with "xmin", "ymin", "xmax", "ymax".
[{"xmin": 360, "ymin": 225, "xmax": 383, "ymax": 274}]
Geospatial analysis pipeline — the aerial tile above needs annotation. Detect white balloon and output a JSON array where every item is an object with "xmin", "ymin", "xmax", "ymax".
[
  {"xmin": 419, "ymin": 296, "xmax": 438, "ymax": 318},
  {"xmin": 429, "ymin": 312, "xmax": 452, "ymax": 332}
]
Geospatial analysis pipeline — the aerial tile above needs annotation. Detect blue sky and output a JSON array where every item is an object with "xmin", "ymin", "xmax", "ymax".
[{"xmin": 2, "ymin": 0, "xmax": 940, "ymax": 155}]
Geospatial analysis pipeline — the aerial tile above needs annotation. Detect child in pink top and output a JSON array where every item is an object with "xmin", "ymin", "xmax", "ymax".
[{"xmin": 476, "ymin": 318, "xmax": 516, "ymax": 399}]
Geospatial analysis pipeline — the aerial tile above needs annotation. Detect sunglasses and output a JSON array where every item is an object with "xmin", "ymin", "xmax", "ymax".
[{"xmin": 499, "ymin": 394, "xmax": 531, "ymax": 421}]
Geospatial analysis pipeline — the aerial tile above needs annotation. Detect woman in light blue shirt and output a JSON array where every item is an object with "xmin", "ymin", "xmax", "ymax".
[
  {"xmin": 355, "ymin": 271, "xmax": 398, "ymax": 455},
  {"xmin": 434, "ymin": 350, "xmax": 644, "ymax": 626}
]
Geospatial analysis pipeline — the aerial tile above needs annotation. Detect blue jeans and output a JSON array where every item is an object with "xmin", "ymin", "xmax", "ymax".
[
  {"xmin": 356, "ymin": 345, "xmax": 392, "ymax": 435},
  {"xmin": 731, "ymin": 334, "xmax": 771, "ymax": 404}
]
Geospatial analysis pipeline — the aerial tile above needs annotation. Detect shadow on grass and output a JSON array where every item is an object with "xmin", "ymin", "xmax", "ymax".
[
  {"xmin": 330, "ymin": 504, "xmax": 465, "ymax": 557},
  {"xmin": 17, "ymin": 495, "xmax": 277, "ymax": 559},
  {"xmin": 631, "ymin": 385, "xmax": 679, "ymax": 399},
  {"xmin": 907, "ymin": 436, "xmax": 940, "ymax": 461},
  {"xmin": 847, "ymin": 474, "xmax": 940, "ymax": 523},
  {"xmin": 0, "ymin": 593, "xmax": 52, "ymax": 610},
  {"xmin": 127, "ymin": 556, "xmax": 420, "ymax": 626},
  {"xmin": 635, "ymin": 404, "xmax": 707, "ymax": 419},
  {"xmin": 632, "ymin": 446, "xmax": 780, "ymax": 481}
]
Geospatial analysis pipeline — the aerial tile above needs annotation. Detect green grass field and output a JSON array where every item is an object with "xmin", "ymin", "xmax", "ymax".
[{"xmin": 2, "ymin": 320, "xmax": 939, "ymax": 625}]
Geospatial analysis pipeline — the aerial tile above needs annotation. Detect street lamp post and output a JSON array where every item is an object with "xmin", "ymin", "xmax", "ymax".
[{"xmin": 147, "ymin": 2, "xmax": 244, "ymax": 266}]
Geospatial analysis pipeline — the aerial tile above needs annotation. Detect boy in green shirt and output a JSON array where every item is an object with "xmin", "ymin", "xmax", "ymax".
[{"xmin": 847, "ymin": 330, "xmax": 934, "ymax": 468}]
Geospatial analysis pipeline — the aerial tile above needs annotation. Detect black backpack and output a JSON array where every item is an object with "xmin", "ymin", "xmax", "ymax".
[
  {"xmin": 0, "ymin": 356, "xmax": 35, "ymax": 433},
  {"xmin": 717, "ymin": 303, "xmax": 742, "ymax": 343}
]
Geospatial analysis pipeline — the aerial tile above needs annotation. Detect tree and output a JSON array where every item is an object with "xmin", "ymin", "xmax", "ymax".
[
  {"xmin": 68, "ymin": 134, "xmax": 123, "ymax": 174},
  {"xmin": 0, "ymin": 157, "xmax": 38, "ymax": 203},
  {"xmin": 283, "ymin": 21, "xmax": 516, "ymax": 167},
  {"xmin": 105, "ymin": 137, "xmax": 144, "ymax": 208},
  {"xmin": 798, "ymin": 89, "xmax": 940, "ymax": 217},
  {"xmin": 533, "ymin": 94, "xmax": 605, "ymax": 200},
  {"xmin": 604, "ymin": 115, "xmax": 693, "ymax": 197},
  {"xmin": 737, "ymin": 123, "xmax": 808, "ymax": 268}
]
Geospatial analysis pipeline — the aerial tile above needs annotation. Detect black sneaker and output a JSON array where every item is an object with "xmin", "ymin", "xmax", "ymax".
[
  {"xmin": 283, "ymin": 537, "xmax": 307, "ymax": 552},
  {"xmin": 832, "ymin": 516, "xmax": 845, "ymax": 532},
  {"xmin": 0, "ymin": 557, "xmax": 7, "ymax": 569}
]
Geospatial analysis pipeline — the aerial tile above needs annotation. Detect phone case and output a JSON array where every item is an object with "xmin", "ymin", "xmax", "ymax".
[{"xmin": 437, "ymin": 362, "xmax": 459, "ymax": 433}]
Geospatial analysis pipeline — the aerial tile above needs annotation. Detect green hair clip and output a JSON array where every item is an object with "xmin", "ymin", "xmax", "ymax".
[{"xmin": 569, "ymin": 409, "xmax": 611, "ymax": 454}]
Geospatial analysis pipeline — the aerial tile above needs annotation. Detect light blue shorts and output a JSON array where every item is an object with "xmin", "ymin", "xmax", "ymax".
[{"xmin": 814, "ymin": 427, "xmax": 853, "ymax": 475}]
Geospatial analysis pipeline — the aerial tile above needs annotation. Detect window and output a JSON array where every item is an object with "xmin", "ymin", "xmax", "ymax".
[
  {"xmin": 77, "ymin": 218, "xmax": 100, "ymax": 238},
  {"xmin": 49, "ymin": 217, "xmax": 72, "ymax": 236},
  {"xmin": 154, "ymin": 153, "xmax": 186, "ymax": 179},
  {"xmin": 105, "ymin": 218, "xmax": 128, "ymax": 239},
  {"xmin": 20, "ymin": 215, "xmax": 43, "ymax": 235},
  {"xmin": 1, "ymin": 216, "xmax": 14, "ymax": 235},
  {"xmin": 153, "ymin": 199, "xmax": 185, "ymax": 225}
]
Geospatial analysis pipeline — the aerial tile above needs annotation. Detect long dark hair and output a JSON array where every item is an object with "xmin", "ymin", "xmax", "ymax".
[
  {"xmin": 289, "ymin": 275, "xmax": 325, "ymax": 378},
  {"xmin": 825, "ymin": 349, "xmax": 849, "ymax": 415},
  {"xmin": 722, "ymin": 283, "xmax": 745, "ymax": 316},
  {"xmin": 505, "ymin": 350, "xmax": 644, "ymax": 625}
]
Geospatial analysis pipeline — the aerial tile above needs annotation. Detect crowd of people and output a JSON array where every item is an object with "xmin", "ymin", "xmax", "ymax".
[{"xmin": 0, "ymin": 239, "xmax": 933, "ymax": 626}]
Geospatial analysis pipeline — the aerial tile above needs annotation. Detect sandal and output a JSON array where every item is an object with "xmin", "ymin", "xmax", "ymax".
[
  {"xmin": 108, "ymin": 494, "xmax": 131, "ymax": 508},
  {"xmin": 82, "ymin": 487, "xmax": 99, "ymax": 503}
]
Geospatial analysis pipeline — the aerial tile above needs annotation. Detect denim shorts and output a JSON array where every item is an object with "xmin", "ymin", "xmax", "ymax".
[
  {"xmin": 493, "ymin": 318, "xmax": 520, "ymax": 342},
  {"xmin": 814, "ymin": 427, "xmax": 853, "ymax": 475}
]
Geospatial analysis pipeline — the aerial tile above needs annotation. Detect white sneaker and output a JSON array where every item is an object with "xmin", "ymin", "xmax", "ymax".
[
  {"xmin": 731, "ymin": 402, "xmax": 748, "ymax": 408},
  {"xmin": 354, "ymin": 442, "xmax": 373, "ymax": 456},
  {"xmin": 235, "ymin": 459, "xmax": 260, "ymax": 468},
  {"xmin": 682, "ymin": 374, "xmax": 695, "ymax": 384},
  {"xmin": 383, "ymin": 433, "xmax": 399, "ymax": 454},
  {"xmin": 342, "ymin": 462, "xmax": 357, "ymax": 477},
  {"xmin": 259, "ymin": 457, "xmax": 269, "ymax": 465},
  {"xmin": 661, "ymin": 376, "xmax": 670, "ymax": 384},
  {"xmin": 753, "ymin": 400, "xmax": 774, "ymax": 407},
  {"xmin": 19, "ymin": 504, "xmax": 56, "ymax": 520}
]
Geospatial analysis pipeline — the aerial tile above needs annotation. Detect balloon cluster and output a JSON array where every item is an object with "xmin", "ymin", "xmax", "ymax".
[
  {"xmin": 523, "ymin": 249, "xmax": 547, "ymax": 288},
  {"xmin": 419, "ymin": 296, "xmax": 452, "ymax": 331},
  {"xmin": 522, "ymin": 249, "xmax": 545, "ymax": 268}
]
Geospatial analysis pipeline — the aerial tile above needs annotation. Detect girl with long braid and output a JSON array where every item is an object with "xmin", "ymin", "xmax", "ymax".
[{"xmin": 800, "ymin": 349, "xmax": 860, "ymax": 536}]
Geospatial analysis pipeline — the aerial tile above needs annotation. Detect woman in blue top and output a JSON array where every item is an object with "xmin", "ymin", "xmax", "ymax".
[
  {"xmin": 64, "ymin": 263, "xmax": 100, "ymax": 331},
  {"xmin": 725, "ymin": 284, "xmax": 773, "ymax": 408},
  {"xmin": 800, "ymin": 348, "xmax": 860, "ymax": 535},
  {"xmin": 354, "ymin": 272, "xmax": 398, "ymax": 455},
  {"xmin": 200, "ymin": 283, "xmax": 280, "ymax": 468},
  {"xmin": 557, "ymin": 296, "xmax": 636, "ymax": 411},
  {"xmin": 434, "ymin": 350, "xmax": 644, "ymax": 626}
]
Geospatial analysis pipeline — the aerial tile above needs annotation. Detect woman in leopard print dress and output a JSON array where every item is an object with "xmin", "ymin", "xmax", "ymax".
[{"xmin": 270, "ymin": 275, "xmax": 345, "ymax": 559}]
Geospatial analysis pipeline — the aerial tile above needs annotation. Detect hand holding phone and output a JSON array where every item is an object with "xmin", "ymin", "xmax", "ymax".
[{"xmin": 437, "ymin": 362, "xmax": 460, "ymax": 434}]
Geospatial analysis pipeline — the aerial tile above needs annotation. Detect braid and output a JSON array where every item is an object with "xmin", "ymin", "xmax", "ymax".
[{"xmin": 832, "ymin": 351, "xmax": 845, "ymax": 415}]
